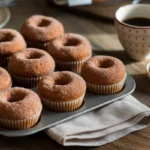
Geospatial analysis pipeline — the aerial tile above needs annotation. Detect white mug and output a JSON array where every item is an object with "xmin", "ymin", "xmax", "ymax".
[{"xmin": 115, "ymin": 4, "xmax": 150, "ymax": 61}]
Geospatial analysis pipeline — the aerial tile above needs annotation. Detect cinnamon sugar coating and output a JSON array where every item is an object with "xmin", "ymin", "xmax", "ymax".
[
  {"xmin": 8, "ymin": 48, "xmax": 55, "ymax": 77},
  {"xmin": 47, "ymin": 33, "xmax": 92, "ymax": 61},
  {"xmin": 0, "ymin": 29, "xmax": 26, "ymax": 55},
  {"xmin": 0, "ymin": 67, "xmax": 12, "ymax": 91},
  {"xmin": 38, "ymin": 71, "xmax": 86, "ymax": 102},
  {"xmin": 21, "ymin": 15, "xmax": 64, "ymax": 42},
  {"xmin": 81, "ymin": 56, "xmax": 126, "ymax": 85},
  {"xmin": 0, "ymin": 87, "xmax": 42, "ymax": 120}
]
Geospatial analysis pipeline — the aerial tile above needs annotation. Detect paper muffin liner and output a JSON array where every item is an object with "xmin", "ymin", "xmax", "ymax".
[
  {"xmin": 87, "ymin": 75, "xmax": 127, "ymax": 95},
  {"xmin": 0, "ymin": 111, "xmax": 41, "ymax": 130},
  {"xmin": 40, "ymin": 93, "xmax": 85, "ymax": 112},
  {"xmin": 26, "ymin": 40, "xmax": 48, "ymax": 50},
  {"xmin": 9, "ymin": 71, "xmax": 44, "ymax": 88},
  {"xmin": 55, "ymin": 55, "xmax": 91, "ymax": 73},
  {"xmin": 0, "ymin": 55, "xmax": 10, "ymax": 66}
]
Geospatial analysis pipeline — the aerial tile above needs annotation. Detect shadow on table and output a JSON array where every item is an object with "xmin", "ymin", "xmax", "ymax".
[
  {"xmin": 45, "ymin": 0, "xmax": 114, "ymax": 24},
  {"xmin": 130, "ymin": 73, "xmax": 150, "ymax": 107},
  {"xmin": 45, "ymin": 0, "xmax": 118, "ymax": 35},
  {"xmin": 93, "ymin": 49, "xmax": 136, "ymax": 65},
  {"xmin": 132, "ymin": 73, "xmax": 150, "ymax": 88},
  {"xmin": 0, "ymin": 132, "xmax": 99, "ymax": 149}
]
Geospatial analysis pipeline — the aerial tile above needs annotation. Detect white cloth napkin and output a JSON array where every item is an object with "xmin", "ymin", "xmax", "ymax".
[{"xmin": 46, "ymin": 95, "xmax": 150, "ymax": 146}]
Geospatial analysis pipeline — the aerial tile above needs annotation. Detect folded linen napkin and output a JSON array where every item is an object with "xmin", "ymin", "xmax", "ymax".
[{"xmin": 46, "ymin": 95, "xmax": 150, "ymax": 146}]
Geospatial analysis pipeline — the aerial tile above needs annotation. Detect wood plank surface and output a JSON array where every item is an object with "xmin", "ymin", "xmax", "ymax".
[{"xmin": 0, "ymin": 0, "xmax": 149, "ymax": 149}]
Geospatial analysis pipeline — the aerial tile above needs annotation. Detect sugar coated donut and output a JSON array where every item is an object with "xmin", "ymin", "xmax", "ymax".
[
  {"xmin": 0, "ymin": 67, "xmax": 12, "ymax": 91},
  {"xmin": 0, "ymin": 29, "xmax": 26, "ymax": 66},
  {"xmin": 38, "ymin": 71, "xmax": 86, "ymax": 112},
  {"xmin": 21, "ymin": 15, "xmax": 64, "ymax": 49},
  {"xmin": 81, "ymin": 56, "xmax": 126, "ymax": 95},
  {"xmin": 0, "ymin": 87, "xmax": 42, "ymax": 129},
  {"xmin": 8, "ymin": 48, "xmax": 55, "ymax": 88},
  {"xmin": 48, "ymin": 33, "xmax": 92, "ymax": 72}
]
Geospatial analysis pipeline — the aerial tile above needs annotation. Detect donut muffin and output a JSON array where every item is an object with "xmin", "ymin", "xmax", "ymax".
[
  {"xmin": 0, "ymin": 67, "xmax": 12, "ymax": 92},
  {"xmin": 47, "ymin": 33, "xmax": 92, "ymax": 72},
  {"xmin": 21, "ymin": 15, "xmax": 64, "ymax": 50},
  {"xmin": 0, "ymin": 87, "xmax": 42, "ymax": 130},
  {"xmin": 38, "ymin": 71, "xmax": 86, "ymax": 112},
  {"xmin": 0, "ymin": 29, "xmax": 26, "ymax": 66},
  {"xmin": 81, "ymin": 56, "xmax": 126, "ymax": 95},
  {"xmin": 8, "ymin": 48, "xmax": 55, "ymax": 88}
]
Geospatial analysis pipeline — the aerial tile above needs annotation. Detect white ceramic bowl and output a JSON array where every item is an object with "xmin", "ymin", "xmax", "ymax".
[
  {"xmin": 146, "ymin": 63, "xmax": 150, "ymax": 80},
  {"xmin": 0, "ymin": 7, "xmax": 11, "ymax": 28},
  {"xmin": 115, "ymin": 4, "xmax": 150, "ymax": 61}
]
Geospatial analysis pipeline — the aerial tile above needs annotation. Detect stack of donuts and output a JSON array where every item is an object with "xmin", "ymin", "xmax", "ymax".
[{"xmin": 0, "ymin": 15, "xmax": 126, "ymax": 130}]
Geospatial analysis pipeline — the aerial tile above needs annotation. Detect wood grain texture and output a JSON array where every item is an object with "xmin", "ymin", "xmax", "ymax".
[{"xmin": 0, "ymin": 0, "xmax": 149, "ymax": 149}]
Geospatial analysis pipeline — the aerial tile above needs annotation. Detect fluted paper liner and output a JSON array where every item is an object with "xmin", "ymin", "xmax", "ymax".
[
  {"xmin": 0, "ymin": 111, "xmax": 41, "ymax": 130},
  {"xmin": 10, "ymin": 71, "xmax": 44, "ymax": 88},
  {"xmin": 87, "ymin": 75, "xmax": 126, "ymax": 95},
  {"xmin": 0, "ymin": 55, "xmax": 10, "ymax": 66},
  {"xmin": 26, "ymin": 40, "xmax": 48, "ymax": 50},
  {"xmin": 41, "ymin": 93, "xmax": 85, "ymax": 112},
  {"xmin": 55, "ymin": 55, "xmax": 91, "ymax": 73}
]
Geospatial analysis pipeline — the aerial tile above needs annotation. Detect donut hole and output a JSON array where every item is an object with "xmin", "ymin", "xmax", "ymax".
[
  {"xmin": 38, "ymin": 19, "xmax": 50, "ymax": 27},
  {"xmin": 55, "ymin": 75, "xmax": 71, "ymax": 86},
  {"xmin": 55, "ymin": 78, "xmax": 70, "ymax": 85},
  {"xmin": 7, "ymin": 92, "xmax": 26, "ymax": 103},
  {"xmin": 0, "ymin": 33, "xmax": 14, "ymax": 43},
  {"xmin": 26, "ymin": 52, "xmax": 42, "ymax": 60},
  {"xmin": 63, "ymin": 39, "xmax": 80, "ymax": 47},
  {"xmin": 98, "ymin": 59, "xmax": 114, "ymax": 68}
]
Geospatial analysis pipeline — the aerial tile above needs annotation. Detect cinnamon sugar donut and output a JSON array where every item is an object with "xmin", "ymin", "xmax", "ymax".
[
  {"xmin": 0, "ymin": 67, "xmax": 12, "ymax": 91},
  {"xmin": 81, "ymin": 56, "xmax": 126, "ymax": 95},
  {"xmin": 38, "ymin": 71, "xmax": 86, "ymax": 112},
  {"xmin": 0, "ymin": 87, "xmax": 42, "ymax": 129},
  {"xmin": 47, "ymin": 33, "xmax": 92, "ymax": 72},
  {"xmin": 0, "ymin": 29, "xmax": 26, "ymax": 66},
  {"xmin": 21, "ymin": 15, "xmax": 64, "ymax": 50},
  {"xmin": 8, "ymin": 48, "xmax": 55, "ymax": 88}
]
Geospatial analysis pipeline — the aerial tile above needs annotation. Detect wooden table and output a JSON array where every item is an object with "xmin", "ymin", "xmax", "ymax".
[{"xmin": 1, "ymin": 0, "xmax": 150, "ymax": 149}]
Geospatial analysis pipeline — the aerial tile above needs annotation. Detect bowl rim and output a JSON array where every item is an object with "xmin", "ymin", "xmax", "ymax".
[
  {"xmin": 146, "ymin": 63, "xmax": 150, "ymax": 77},
  {"xmin": 115, "ymin": 4, "xmax": 150, "ymax": 29}
]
